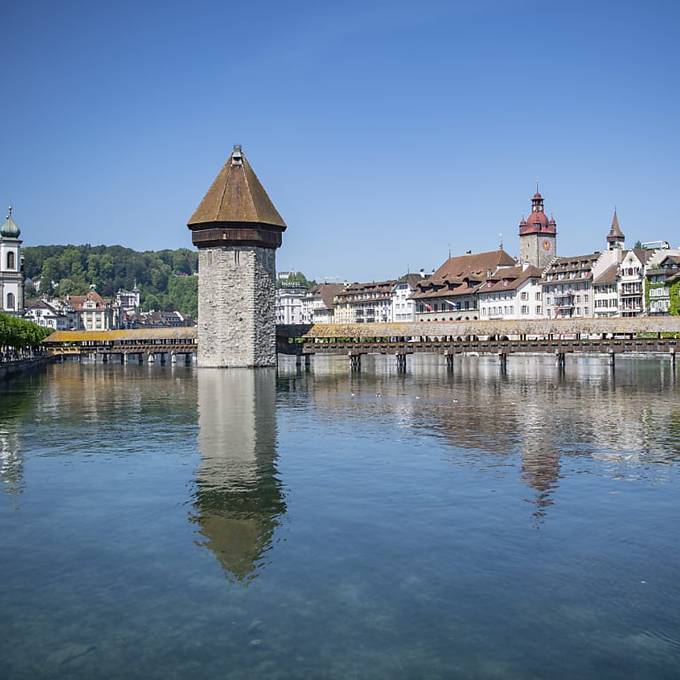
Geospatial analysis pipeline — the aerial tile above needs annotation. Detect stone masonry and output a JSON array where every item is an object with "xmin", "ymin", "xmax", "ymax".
[
  {"xmin": 188, "ymin": 146, "xmax": 287, "ymax": 368},
  {"xmin": 198, "ymin": 246, "xmax": 277, "ymax": 367}
]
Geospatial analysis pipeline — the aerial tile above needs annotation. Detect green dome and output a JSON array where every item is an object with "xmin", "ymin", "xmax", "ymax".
[{"xmin": 1, "ymin": 208, "xmax": 20, "ymax": 238}]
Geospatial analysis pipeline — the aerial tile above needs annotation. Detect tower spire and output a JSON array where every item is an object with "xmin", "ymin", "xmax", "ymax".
[{"xmin": 606, "ymin": 207, "xmax": 625, "ymax": 249}]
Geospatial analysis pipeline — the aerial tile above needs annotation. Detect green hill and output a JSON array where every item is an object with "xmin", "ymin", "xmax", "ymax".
[{"xmin": 22, "ymin": 245, "xmax": 198, "ymax": 318}]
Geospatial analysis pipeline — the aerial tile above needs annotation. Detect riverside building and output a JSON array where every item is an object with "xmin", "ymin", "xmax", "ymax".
[
  {"xmin": 646, "ymin": 251, "xmax": 680, "ymax": 315},
  {"xmin": 477, "ymin": 264, "xmax": 543, "ymax": 320},
  {"xmin": 0, "ymin": 208, "xmax": 24, "ymax": 316},
  {"xmin": 308, "ymin": 283, "xmax": 346, "ymax": 324},
  {"xmin": 541, "ymin": 254, "xmax": 598, "ymax": 318},
  {"xmin": 412, "ymin": 249, "xmax": 515, "ymax": 321},
  {"xmin": 334, "ymin": 280, "xmax": 396, "ymax": 324}
]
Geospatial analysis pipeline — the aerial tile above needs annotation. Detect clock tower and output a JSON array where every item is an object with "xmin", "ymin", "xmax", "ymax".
[{"xmin": 518, "ymin": 190, "xmax": 557, "ymax": 269}]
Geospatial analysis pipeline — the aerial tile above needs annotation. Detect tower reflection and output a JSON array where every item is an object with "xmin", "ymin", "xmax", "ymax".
[{"xmin": 193, "ymin": 368, "xmax": 286, "ymax": 582}]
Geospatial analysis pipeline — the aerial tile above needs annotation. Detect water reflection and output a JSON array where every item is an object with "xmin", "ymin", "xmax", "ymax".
[
  {"xmin": 193, "ymin": 368, "xmax": 285, "ymax": 581},
  {"xmin": 0, "ymin": 422, "xmax": 23, "ymax": 495},
  {"xmin": 0, "ymin": 382, "xmax": 40, "ymax": 495},
  {"xmin": 282, "ymin": 354, "xmax": 680, "ymax": 520}
]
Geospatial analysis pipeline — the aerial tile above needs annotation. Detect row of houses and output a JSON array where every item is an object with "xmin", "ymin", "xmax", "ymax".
[
  {"xmin": 24, "ymin": 287, "xmax": 192, "ymax": 331},
  {"xmin": 277, "ymin": 193, "xmax": 679, "ymax": 324}
]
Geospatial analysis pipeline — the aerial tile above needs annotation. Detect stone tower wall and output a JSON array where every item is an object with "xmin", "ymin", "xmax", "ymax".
[{"xmin": 198, "ymin": 245, "xmax": 277, "ymax": 368}]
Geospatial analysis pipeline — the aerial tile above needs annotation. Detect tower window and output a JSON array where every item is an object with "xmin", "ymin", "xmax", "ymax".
[
  {"xmin": 7, "ymin": 251, "xmax": 15, "ymax": 270},
  {"xmin": 6, "ymin": 292, "xmax": 15, "ymax": 310}
]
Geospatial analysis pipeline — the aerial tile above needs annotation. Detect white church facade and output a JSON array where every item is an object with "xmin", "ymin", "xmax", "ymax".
[{"xmin": 0, "ymin": 208, "xmax": 24, "ymax": 316}]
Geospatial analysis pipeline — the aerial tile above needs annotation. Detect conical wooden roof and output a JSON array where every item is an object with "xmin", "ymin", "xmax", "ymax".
[
  {"xmin": 607, "ymin": 209, "xmax": 624, "ymax": 241},
  {"xmin": 188, "ymin": 146, "xmax": 286, "ymax": 229}
]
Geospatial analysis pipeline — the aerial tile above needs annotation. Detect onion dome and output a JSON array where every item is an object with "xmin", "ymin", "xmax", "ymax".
[{"xmin": 1, "ymin": 207, "xmax": 20, "ymax": 238}]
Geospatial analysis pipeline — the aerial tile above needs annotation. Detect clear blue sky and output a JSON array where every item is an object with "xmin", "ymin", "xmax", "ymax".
[{"xmin": 2, "ymin": 0, "xmax": 679, "ymax": 281}]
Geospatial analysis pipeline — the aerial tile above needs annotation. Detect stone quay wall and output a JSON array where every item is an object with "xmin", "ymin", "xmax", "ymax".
[
  {"xmin": 198, "ymin": 245, "xmax": 276, "ymax": 368},
  {"xmin": 0, "ymin": 356, "xmax": 52, "ymax": 382}
]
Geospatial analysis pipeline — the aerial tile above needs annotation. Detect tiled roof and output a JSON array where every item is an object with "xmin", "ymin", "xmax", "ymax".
[
  {"xmin": 593, "ymin": 263, "xmax": 618, "ymax": 285},
  {"xmin": 544, "ymin": 253, "xmax": 599, "ymax": 274},
  {"xmin": 336, "ymin": 280, "xmax": 396, "ymax": 300},
  {"xmin": 411, "ymin": 281, "xmax": 480, "ymax": 300},
  {"xmin": 312, "ymin": 283, "xmax": 346, "ymax": 309},
  {"xmin": 188, "ymin": 146, "xmax": 286, "ymax": 228},
  {"xmin": 66, "ymin": 290, "xmax": 109, "ymax": 310},
  {"xmin": 631, "ymin": 248, "xmax": 654, "ymax": 265},
  {"xmin": 478, "ymin": 265, "xmax": 542, "ymax": 294},
  {"xmin": 429, "ymin": 249, "xmax": 516, "ymax": 283}
]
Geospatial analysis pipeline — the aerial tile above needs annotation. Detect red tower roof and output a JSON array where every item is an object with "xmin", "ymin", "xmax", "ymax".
[{"xmin": 519, "ymin": 190, "xmax": 556, "ymax": 236}]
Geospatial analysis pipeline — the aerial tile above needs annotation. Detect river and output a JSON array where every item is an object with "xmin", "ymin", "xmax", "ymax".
[{"xmin": 1, "ymin": 355, "xmax": 679, "ymax": 679}]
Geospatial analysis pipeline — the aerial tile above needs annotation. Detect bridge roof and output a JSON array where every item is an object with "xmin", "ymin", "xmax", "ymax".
[
  {"xmin": 303, "ymin": 317, "xmax": 680, "ymax": 339},
  {"xmin": 43, "ymin": 328, "xmax": 198, "ymax": 343}
]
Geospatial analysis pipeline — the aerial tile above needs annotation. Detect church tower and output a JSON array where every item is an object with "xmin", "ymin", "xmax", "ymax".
[
  {"xmin": 518, "ymin": 190, "xmax": 557, "ymax": 269},
  {"xmin": 606, "ymin": 209, "xmax": 625, "ymax": 250},
  {"xmin": 188, "ymin": 146, "xmax": 287, "ymax": 368},
  {"xmin": 0, "ymin": 207, "xmax": 24, "ymax": 316}
]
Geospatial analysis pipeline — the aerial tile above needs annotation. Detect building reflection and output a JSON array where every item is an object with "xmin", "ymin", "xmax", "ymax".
[
  {"xmin": 289, "ymin": 354, "xmax": 680, "ymax": 522},
  {"xmin": 0, "ymin": 383, "xmax": 40, "ymax": 496},
  {"xmin": 0, "ymin": 423, "xmax": 23, "ymax": 495},
  {"xmin": 193, "ymin": 368, "xmax": 286, "ymax": 581}
]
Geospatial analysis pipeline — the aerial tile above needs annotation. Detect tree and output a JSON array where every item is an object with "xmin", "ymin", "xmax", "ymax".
[{"xmin": 23, "ymin": 245, "xmax": 200, "ymax": 316}]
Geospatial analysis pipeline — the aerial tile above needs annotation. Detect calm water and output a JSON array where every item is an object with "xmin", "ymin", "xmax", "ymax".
[{"xmin": 1, "ymin": 355, "xmax": 679, "ymax": 679}]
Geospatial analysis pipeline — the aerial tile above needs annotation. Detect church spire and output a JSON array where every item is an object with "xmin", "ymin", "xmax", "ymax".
[{"xmin": 606, "ymin": 208, "xmax": 625, "ymax": 249}]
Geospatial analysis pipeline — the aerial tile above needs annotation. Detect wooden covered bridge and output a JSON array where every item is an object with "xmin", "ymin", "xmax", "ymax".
[
  {"xmin": 41, "ymin": 325, "xmax": 310, "ymax": 364},
  {"xmin": 41, "ymin": 318, "xmax": 679, "ymax": 371},
  {"xmin": 299, "ymin": 317, "xmax": 680, "ymax": 371}
]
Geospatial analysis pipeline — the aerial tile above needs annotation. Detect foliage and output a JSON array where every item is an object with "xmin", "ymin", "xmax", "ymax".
[
  {"xmin": 645, "ymin": 281, "xmax": 664, "ymax": 308},
  {"xmin": 670, "ymin": 281, "xmax": 680, "ymax": 316},
  {"xmin": 276, "ymin": 271, "xmax": 316, "ymax": 290},
  {"xmin": 140, "ymin": 275, "xmax": 198, "ymax": 318},
  {"xmin": 0, "ymin": 313, "xmax": 52, "ymax": 348},
  {"xmin": 23, "ymin": 245, "xmax": 199, "ymax": 317}
]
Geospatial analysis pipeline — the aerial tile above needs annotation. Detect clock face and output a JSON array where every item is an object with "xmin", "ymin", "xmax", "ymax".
[{"xmin": 542, "ymin": 239, "xmax": 552, "ymax": 252}]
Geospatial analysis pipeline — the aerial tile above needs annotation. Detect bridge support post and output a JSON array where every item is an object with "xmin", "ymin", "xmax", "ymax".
[
  {"xmin": 445, "ymin": 351, "xmax": 454, "ymax": 373},
  {"xmin": 498, "ymin": 352, "xmax": 507, "ymax": 371},
  {"xmin": 671, "ymin": 349, "xmax": 676, "ymax": 372},
  {"xmin": 608, "ymin": 351, "xmax": 616, "ymax": 368},
  {"xmin": 295, "ymin": 354, "xmax": 302, "ymax": 369},
  {"xmin": 147, "ymin": 353, "xmax": 155, "ymax": 364},
  {"xmin": 185, "ymin": 353, "xmax": 192, "ymax": 365},
  {"xmin": 160, "ymin": 353, "xmax": 166, "ymax": 365},
  {"xmin": 102, "ymin": 353, "xmax": 108, "ymax": 364},
  {"xmin": 171, "ymin": 352, "xmax": 177, "ymax": 364},
  {"xmin": 556, "ymin": 352, "xmax": 566, "ymax": 370},
  {"xmin": 395, "ymin": 353, "xmax": 407, "ymax": 373},
  {"xmin": 349, "ymin": 353, "xmax": 362, "ymax": 372},
  {"xmin": 304, "ymin": 354, "xmax": 311, "ymax": 371}
]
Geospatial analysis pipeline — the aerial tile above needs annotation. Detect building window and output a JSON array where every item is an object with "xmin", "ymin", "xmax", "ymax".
[
  {"xmin": 6, "ymin": 292, "xmax": 15, "ymax": 310},
  {"xmin": 7, "ymin": 251, "xmax": 15, "ymax": 270},
  {"xmin": 521, "ymin": 305, "xmax": 529, "ymax": 315}
]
